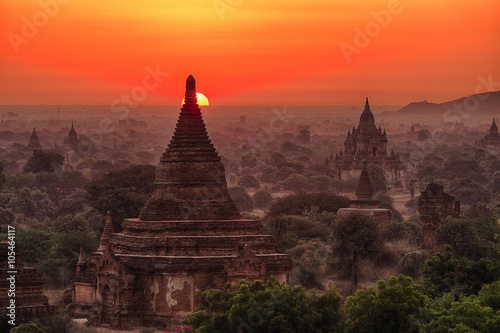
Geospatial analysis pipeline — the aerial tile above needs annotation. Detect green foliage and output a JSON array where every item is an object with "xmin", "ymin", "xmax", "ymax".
[
  {"xmin": 4, "ymin": 172, "xmax": 36, "ymax": 189},
  {"xmin": 253, "ymin": 190, "xmax": 273, "ymax": 209},
  {"xmin": 228, "ymin": 186, "xmax": 254, "ymax": 212},
  {"xmin": 281, "ymin": 174, "xmax": 309, "ymax": 192},
  {"xmin": 23, "ymin": 150, "xmax": 64, "ymax": 173},
  {"xmin": 449, "ymin": 178, "xmax": 492, "ymax": 205},
  {"xmin": 185, "ymin": 277, "xmax": 342, "ymax": 333},
  {"xmin": 267, "ymin": 192, "xmax": 349, "ymax": 217},
  {"xmin": 332, "ymin": 213, "xmax": 384, "ymax": 289},
  {"xmin": 374, "ymin": 193, "xmax": 404, "ymax": 222},
  {"xmin": 434, "ymin": 217, "xmax": 493, "ymax": 260},
  {"xmin": 9, "ymin": 323, "xmax": 45, "ymax": 333},
  {"xmin": 238, "ymin": 174, "xmax": 261, "ymax": 189},
  {"xmin": 478, "ymin": 280, "xmax": 500, "ymax": 311},
  {"xmin": 16, "ymin": 229, "xmax": 53, "ymax": 264},
  {"xmin": 344, "ymin": 275, "xmax": 429, "ymax": 333},
  {"xmin": 8, "ymin": 187, "xmax": 57, "ymax": 220},
  {"xmin": 422, "ymin": 246, "xmax": 500, "ymax": 298},
  {"xmin": 421, "ymin": 294, "xmax": 500, "ymax": 333},
  {"xmin": 333, "ymin": 213, "xmax": 383, "ymax": 261},
  {"xmin": 380, "ymin": 220, "xmax": 423, "ymax": 246}
]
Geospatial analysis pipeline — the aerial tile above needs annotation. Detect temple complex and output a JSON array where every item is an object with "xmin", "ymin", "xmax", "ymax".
[
  {"xmin": 27, "ymin": 128, "xmax": 42, "ymax": 150},
  {"xmin": 69, "ymin": 75, "xmax": 292, "ymax": 328},
  {"xmin": 418, "ymin": 183, "xmax": 460, "ymax": 250},
  {"xmin": 64, "ymin": 122, "xmax": 80, "ymax": 148},
  {"xmin": 328, "ymin": 98, "xmax": 403, "ymax": 181},
  {"xmin": 0, "ymin": 242, "xmax": 57, "ymax": 322},
  {"xmin": 337, "ymin": 160, "xmax": 393, "ymax": 225},
  {"xmin": 476, "ymin": 118, "xmax": 500, "ymax": 149}
]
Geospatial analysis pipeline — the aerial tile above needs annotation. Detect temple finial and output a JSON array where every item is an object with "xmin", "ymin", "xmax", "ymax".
[
  {"xmin": 98, "ymin": 210, "xmax": 114, "ymax": 251},
  {"xmin": 183, "ymin": 75, "xmax": 198, "ymax": 105},
  {"xmin": 364, "ymin": 97, "xmax": 370, "ymax": 111}
]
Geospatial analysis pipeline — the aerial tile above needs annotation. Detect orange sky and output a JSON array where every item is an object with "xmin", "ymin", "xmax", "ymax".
[{"xmin": 0, "ymin": 0, "xmax": 499, "ymax": 105}]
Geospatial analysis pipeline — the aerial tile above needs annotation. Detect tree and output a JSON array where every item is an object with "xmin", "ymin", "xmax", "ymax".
[
  {"xmin": 422, "ymin": 246, "xmax": 500, "ymax": 298},
  {"xmin": 23, "ymin": 150, "xmax": 64, "ymax": 173},
  {"xmin": 185, "ymin": 277, "xmax": 342, "ymax": 333},
  {"xmin": 237, "ymin": 174, "xmax": 261, "ymax": 189},
  {"xmin": 253, "ymin": 190, "xmax": 273, "ymax": 209},
  {"xmin": 228, "ymin": 186, "xmax": 253, "ymax": 212},
  {"xmin": 9, "ymin": 323, "xmax": 45, "ymax": 333},
  {"xmin": 281, "ymin": 174, "xmax": 309, "ymax": 192},
  {"xmin": 86, "ymin": 165, "xmax": 156, "ymax": 230},
  {"xmin": 422, "ymin": 295, "xmax": 500, "ymax": 333},
  {"xmin": 344, "ymin": 275, "xmax": 429, "ymax": 333},
  {"xmin": 449, "ymin": 178, "xmax": 492, "ymax": 205},
  {"xmin": 267, "ymin": 192, "xmax": 349, "ymax": 217},
  {"xmin": 332, "ymin": 213, "xmax": 384, "ymax": 291},
  {"xmin": 434, "ymin": 217, "xmax": 490, "ymax": 260}
]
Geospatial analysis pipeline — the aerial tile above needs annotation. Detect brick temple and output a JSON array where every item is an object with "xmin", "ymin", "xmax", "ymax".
[
  {"xmin": 27, "ymin": 128, "xmax": 42, "ymax": 150},
  {"xmin": 418, "ymin": 183, "xmax": 460, "ymax": 250},
  {"xmin": 69, "ymin": 75, "xmax": 292, "ymax": 328},
  {"xmin": 337, "ymin": 160, "xmax": 393, "ymax": 225},
  {"xmin": 0, "ymin": 242, "xmax": 58, "ymax": 322},
  {"xmin": 328, "ymin": 98, "xmax": 403, "ymax": 181},
  {"xmin": 476, "ymin": 118, "xmax": 500, "ymax": 149}
]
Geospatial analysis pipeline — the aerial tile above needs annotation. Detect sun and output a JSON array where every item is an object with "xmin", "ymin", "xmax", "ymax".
[{"xmin": 182, "ymin": 93, "xmax": 209, "ymax": 106}]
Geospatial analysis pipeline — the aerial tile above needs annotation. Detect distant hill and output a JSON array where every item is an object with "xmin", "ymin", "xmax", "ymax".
[{"xmin": 394, "ymin": 91, "xmax": 500, "ymax": 119}]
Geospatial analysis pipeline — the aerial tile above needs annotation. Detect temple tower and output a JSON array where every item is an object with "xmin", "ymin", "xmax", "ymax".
[
  {"xmin": 70, "ymin": 76, "xmax": 291, "ymax": 328},
  {"xmin": 337, "ymin": 160, "xmax": 392, "ymax": 224},
  {"xmin": 27, "ymin": 128, "xmax": 42, "ymax": 150},
  {"xmin": 418, "ymin": 183, "xmax": 460, "ymax": 250}
]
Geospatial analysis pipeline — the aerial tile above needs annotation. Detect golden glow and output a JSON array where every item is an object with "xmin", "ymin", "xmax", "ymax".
[
  {"xmin": 182, "ymin": 93, "xmax": 209, "ymax": 106},
  {"xmin": 0, "ymin": 0, "xmax": 499, "ymax": 105}
]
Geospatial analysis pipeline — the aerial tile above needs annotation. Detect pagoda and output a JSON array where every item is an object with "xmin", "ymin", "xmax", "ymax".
[
  {"xmin": 64, "ymin": 122, "xmax": 80, "ymax": 148},
  {"xmin": 476, "ymin": 118, "xmax": 500, "ymax": 149},
  {"xmin": 69, "ymin": 75, "xmax": 292, "ymax": 328},
  {"xmin": 27, "ymin": 128, "xmax": 42, "ymax": 150},
  {"xmin": 328, "ymin": 98, "xmax": 403, "ymax": 181},
  {"xmin": 0, "ymin": 242, "xmax": 57, "ymax": 322},
  {"xmin": 337, "ymin": 160, "xmax": 392, "ymax": 224}
]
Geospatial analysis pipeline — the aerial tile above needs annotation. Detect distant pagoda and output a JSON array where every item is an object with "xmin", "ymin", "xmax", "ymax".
[
  {"xmin": 70, "ymin": 75, "xmax": 292, "ymax": 328},
  {"xmin": 27, "ymin": 128, "xmax": 42, "ymax": 150},
  {"xmin": 64, "ymin": 121, "xmax": 80, "ymax": 148},
  {"xmin": 476, "ymin": 118, "xmax": 500, "ymax": 149},
  {"xmin": 337, "ymin": 160, "xmax": 392, "ymax": 224},
  {"xmin": 328, "ymin": 98, "xmax": 403, "ymax": 181}
]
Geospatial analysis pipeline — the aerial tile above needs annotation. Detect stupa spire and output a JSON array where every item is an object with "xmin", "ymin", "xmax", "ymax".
[
  {"xmin": 28, "ymin": 128, "xmax": 42, "ymax": 149},
  {"xmin": 355, "ymin": 160, "xmax": 374, "ymax": 201},
  {"xmin": 98, "ymin": 211, "xmax": 114, "ymax": 251},
  {"xmin": 139, "ymin": 75, "xmax": 240, "ymax": 221},
  {"xmin": 364, "ymin": 97, "xmax": 370, "ymax": 111},
  {"xmin": 490, "ymin": 118, "xmax": 498, "ymax": 134}
]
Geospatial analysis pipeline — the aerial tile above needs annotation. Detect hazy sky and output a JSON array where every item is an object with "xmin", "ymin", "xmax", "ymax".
[{"xmin": 1, "ymin": 0, "xmax": 499, "ymax": 105}]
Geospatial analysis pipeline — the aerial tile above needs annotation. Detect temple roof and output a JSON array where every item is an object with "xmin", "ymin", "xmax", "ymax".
[
  {"xmin": 28, "ymin": 128, "xmax": 42, "ymax": 149},
  {"xmin": 490, "ymin": 118, "xmax": 498, "ymax": 134},
  {"xmin": 139, "ymin": 75, "xmax": 240, "ymax": 221},
  {"xmin": 355, "ymin": 160, "xmax": 374, "ymax": 201},
  {"xmin": 98, "ymin": 211, "xmax": 114, "ymax": 251},
  {"xmin": 358, "ymin": 97, "xmax": 377, "ymax": 133}
]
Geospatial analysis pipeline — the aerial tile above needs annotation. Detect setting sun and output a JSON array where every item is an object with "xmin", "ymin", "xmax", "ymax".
[{"xmin": 182, "ymin": 92, "xmax": 209, "ymax": 106}]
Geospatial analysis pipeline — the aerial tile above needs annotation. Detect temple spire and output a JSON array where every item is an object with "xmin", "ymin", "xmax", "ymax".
[
  {"xmin": 364, "ymin": 97, "xmax": 370, "ymax": 111},
  {"xmin": 139, "ymin": 75, "xmax": 240, "ymax": 221},
  {"xmin": 491, "ymin": 118, "xmax": 498, "ymax": 134},
  {"xmin": 28, "ymin": 128, "xmax": 42, "ymax": 150},
  {"xmin": 77, "ymin": 247, "xmax": 86, "ymax": 265},
  {"xmin": 98, "ymin": 211, "xmax": 114, "ymax": 251},
  {"xmin": 355, "ymin": 160, "xmax": 374, "ymax": 201}
]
